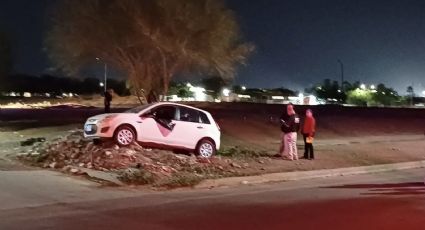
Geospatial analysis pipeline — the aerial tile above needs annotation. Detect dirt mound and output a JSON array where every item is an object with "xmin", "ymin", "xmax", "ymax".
[{"xmin": 18, "ymin": 130, "xmax": 251, "ymax": 187}]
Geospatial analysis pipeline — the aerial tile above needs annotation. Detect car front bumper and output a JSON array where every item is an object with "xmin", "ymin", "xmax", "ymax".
[{"xmin": 83, "ymin": 123, "xmax": 113, "ymax": 139}]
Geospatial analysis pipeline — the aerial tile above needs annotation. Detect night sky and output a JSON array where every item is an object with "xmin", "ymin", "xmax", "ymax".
[{"xmin": 2, "ymin": 0, "xmax": 425, "ymax": 93}]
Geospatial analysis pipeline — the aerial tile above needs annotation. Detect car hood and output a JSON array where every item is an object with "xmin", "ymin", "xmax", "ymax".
[{"xmin": 86, "ymin": 113, "xmax": 134, "ymax": 123}]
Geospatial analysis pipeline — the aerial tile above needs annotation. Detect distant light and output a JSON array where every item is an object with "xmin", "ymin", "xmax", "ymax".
[
  {"xmin": 272, "ymin": 96, "xmax": 285, "ymax": 100},
  {"xmin": 238, "ymin": 94, "xmax": 251, "ymax": 99},
  {"xmin": 382, "ymin": 92, "xmax": 386, "ymax": 95},
  {"xmin": 241, "ymin": 86, "xmax": 246, "ymax": 91},
  {"xmin": 337, "ymin": 89, "xmax": 342, "ymax": 93},
  {"xmin": 360, "ymin": 84, "xmax": 366, "ymax": 90},
  {"xmin": 222, "ymin": 88, "xmax": 230, "ymax": 97},
  {"xmin": 370, "ymin": 85, "xmax": 376, "ymax": 90},
  {"xmin": 189, "ymin": 86, "xmax": 206, "ymax": 101},
  {"xmin": 96, "ymin": 57, "xmax": 100, "ymax": 61},
  {"xmin": 307, "ymin": 95, "xmax": 318, "ymax": 105},
  {"xmin": 167, "ymin": 95, "xmax": 181, "ymax": 102},
  {"xmin": 99, "ymin": 82, "xmax": 104, "ymax": 87}
]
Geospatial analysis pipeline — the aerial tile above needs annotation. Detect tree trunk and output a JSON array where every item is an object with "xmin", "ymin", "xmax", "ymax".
[
  {"xmin": 157, "ymin": 47, "xmax": 170, "ymax": 99},
  {"xmin": 135, "ymin": 87, "xmax": 145, "ymax": 105},
  {"xmin": 128, "ymin": 65, "xmax": 147, "ymax": 105}
]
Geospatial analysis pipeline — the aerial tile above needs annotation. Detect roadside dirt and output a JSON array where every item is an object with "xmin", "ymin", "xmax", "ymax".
[{"xmin": 5, "ymin": 123, "xmax": 425, "ymax": 187}]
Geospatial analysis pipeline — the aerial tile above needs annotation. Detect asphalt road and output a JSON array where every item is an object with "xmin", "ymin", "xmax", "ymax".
[{"xmin": 1, "ymin": 168, "xmax": 425, "ymax": 230}]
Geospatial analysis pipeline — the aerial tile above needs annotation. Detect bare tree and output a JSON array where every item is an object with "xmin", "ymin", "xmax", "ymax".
[{"xmin": 45, "ymin": 0, "xmax": 253, "ymax": 103}]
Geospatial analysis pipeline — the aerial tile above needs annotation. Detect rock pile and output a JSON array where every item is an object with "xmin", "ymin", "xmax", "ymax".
[{"xmin": 19, "ymin": 129, "xmax": 250, "ymax": 185}]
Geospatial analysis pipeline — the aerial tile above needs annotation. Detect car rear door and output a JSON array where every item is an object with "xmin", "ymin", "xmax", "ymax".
[{"xmin": 167, "ymin": 106, "xmax": 207, "ymax": 149}]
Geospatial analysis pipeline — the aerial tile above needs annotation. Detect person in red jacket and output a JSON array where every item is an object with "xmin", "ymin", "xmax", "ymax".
[{"xmin": 302, "ymin": 109, "xmax": 316, "ymax": 160}]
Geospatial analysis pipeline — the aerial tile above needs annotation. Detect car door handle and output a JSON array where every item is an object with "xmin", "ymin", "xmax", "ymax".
[
  {"xmin": 137, "ymin": 121, "xmax": 143, "ymax": 123},
  {"xmin": 197, "ymin": 126, "xmax": 204, "ymax": 129}
]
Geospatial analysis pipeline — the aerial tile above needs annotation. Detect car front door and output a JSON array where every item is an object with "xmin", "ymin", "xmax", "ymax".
[{"xmin": 138, "ymin": 105, "xmax": 177, "ymax": 144}]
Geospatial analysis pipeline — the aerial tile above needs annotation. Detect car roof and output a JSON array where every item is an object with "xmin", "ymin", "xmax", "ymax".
[{"xmin": 153, "ymin": 102, "xmax": 210, "ymax": 114}]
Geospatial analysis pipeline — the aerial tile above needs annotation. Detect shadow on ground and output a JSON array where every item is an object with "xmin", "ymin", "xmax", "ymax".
[{"xmin": 323, "ymin": 182, "xmax": 425, "ymax": 196}]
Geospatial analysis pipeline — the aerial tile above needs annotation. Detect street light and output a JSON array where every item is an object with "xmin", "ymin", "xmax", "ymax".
[
  {"xmin": 370, "ymin": 84, "xmax": 376, "ymax": 90},
  {"xmin": 337, "ymin": 59, "xmax": 344, "ymax": 92},
  {"xmin": 241, "ymin": 86, "xmax": 246, "ymax": 91},
  {"xmin": 360, "ymin": 84, "xmax": 366, "ymax": 90},
  {"xmin": 222, "ymin": 88, "xmax": 230, "ymax": 97},
  {"xmin": 96, "ymin": 57, "xmax": 108, "ymax": 92}
]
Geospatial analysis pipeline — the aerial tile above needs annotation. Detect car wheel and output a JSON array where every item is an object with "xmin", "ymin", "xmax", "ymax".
[
  {"xmin": 196, "ymin": 139, "xmax": 216, "ymax": 158},
  {"xmin": 114, "ymin": 125, "xmax": 136, "ymax": 147}
]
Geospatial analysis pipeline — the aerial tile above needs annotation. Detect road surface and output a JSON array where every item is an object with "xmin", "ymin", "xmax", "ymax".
[{"xmin": 0, "ymin": 168, "xmax": 424, "ymax": 230}]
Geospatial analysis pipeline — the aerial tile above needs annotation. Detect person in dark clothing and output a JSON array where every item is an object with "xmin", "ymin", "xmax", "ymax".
[
  {"xmin": 104, "ymin": 89, "xmax": 113, "ymax": 113},
  {"xmin": 302, "ymin": 109, "xmax": 316, "ymax": 160},
  {"xmin": 280, "ymin": 104, "xmax": 300, "ymax": 160},
  {"xmin": 147, "ymin": 90, "xmax": 158, "ymax": 104}
]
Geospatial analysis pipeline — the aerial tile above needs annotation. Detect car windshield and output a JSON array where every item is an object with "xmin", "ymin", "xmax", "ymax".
[{"xmin": 125, "ymin": 104, "xmax": 153, "ymax": 113}]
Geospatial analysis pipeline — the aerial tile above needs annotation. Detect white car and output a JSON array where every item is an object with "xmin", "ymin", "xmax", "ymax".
[{"xmin": 83, "ymin": 102, "xmax": 221, "ymax": 158}]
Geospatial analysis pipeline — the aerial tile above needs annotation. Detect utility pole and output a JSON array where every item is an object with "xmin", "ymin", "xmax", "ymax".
[
  {"xmin": 104, "ymin": 62, "xmax": 108, "ymax": 92},
  {"xmin": 337, "ymin": 59, "xmax": 344, "ymax": 92},
  {"xmin": 96, "ymin": 57, "xmax": 107, "ymax": 92},
  {"xmin": 409, "ymin": 82, "xmax": 414, "ymax": 107}
]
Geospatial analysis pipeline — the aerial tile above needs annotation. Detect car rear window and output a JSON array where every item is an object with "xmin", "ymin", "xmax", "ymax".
[
  {"xmin": 178, "ymin": 107, "xmax": 200, "ymax": 123},
  {"xmin": 199, "ymin": 112, "xmax": 211, "ymax": 124}
]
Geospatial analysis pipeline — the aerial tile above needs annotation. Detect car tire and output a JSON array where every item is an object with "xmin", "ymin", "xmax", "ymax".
[
  {"xmin": 196, "ymin": 139, "xmax": 216, "ymax": 158},
  {"xmin": 114, "ymin": 125, "xmax": 136, "ymax": 147}
]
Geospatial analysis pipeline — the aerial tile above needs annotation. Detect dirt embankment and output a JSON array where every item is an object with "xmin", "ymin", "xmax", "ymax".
[{"xmin": 188, "ymin": 103, "xmax": 425, "ymax": 146}]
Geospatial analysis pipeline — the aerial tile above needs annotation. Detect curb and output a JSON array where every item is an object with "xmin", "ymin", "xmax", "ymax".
[{"xmin": 195, "ymin": 160, "xmax": 425, "ymax": 189}]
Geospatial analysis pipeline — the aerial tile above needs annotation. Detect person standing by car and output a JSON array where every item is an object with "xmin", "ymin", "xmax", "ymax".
[
  {"xmin": 281, "ymin": 104, "xmax": 300, "ymax": 160},
  {"xmin": 104, "ymin": 89, "xmax": 113, "ymax": 113},
  {"xmin": 147, "ymin": 90, "xmax": 158, "ymax": 104},
  {"xmin": 302, "ymin": 109, "xmax": 316, "ymax": 160}
]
